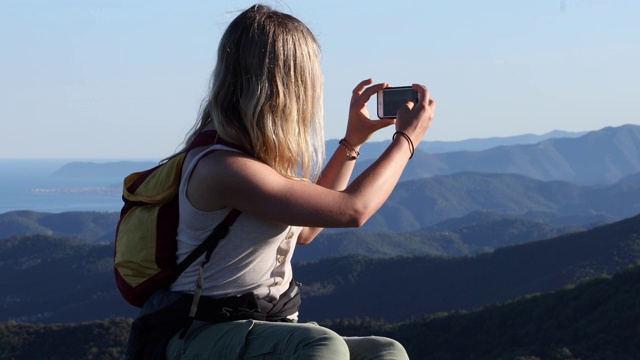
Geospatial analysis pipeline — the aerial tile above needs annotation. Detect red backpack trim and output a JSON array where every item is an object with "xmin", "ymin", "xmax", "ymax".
[{"xmin": 114, "ymin": 130, "xmax": 245, "ymax": 307}]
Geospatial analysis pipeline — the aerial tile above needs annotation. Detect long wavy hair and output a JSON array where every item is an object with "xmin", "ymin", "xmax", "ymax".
[{"xmin": 180, "ymin": 4, "xmax": 324, "ymax": 181}]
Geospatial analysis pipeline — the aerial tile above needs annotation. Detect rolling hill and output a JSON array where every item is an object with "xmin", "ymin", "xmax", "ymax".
[
  {"xmin": 294, "ymin": 211, "xmax": 590, "ymax": 261},
  {"xmin": 0, "ymin": 210, "xmax": 118, "ymax": 243},
  {"xmin": 354, "ymin": 124, "xmax": 640, "ymax": 186},
  {"xmin": 49, "ymin": 124, "xmax": 639, "ymax": 188},
  {"xmin": 296, "ymin": 212, "xmax": 640, "ymax": 322},
  {"xmin": 2, "ymin": 169, "xmax": 639, "ymax": 240},
  {"xmin": 323, "ymin": 264, "xmax": 640, "ymax": 360},
  {"xmin": 0, "ymin": 212, "xmax": 638, "ymax": 325},
  {"xmin": 2, "ymin": 265, "xmax": 638, "ymax": 359},
  {"xmin": 1, "ymin": 124, "xmax": 636, "ymax": 358},
  {"xmin": 365, "ymin": 170, "xmax": 640, "ymax": 232}
]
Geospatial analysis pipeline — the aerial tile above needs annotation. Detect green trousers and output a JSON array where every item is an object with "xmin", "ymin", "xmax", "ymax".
[{"xmin": 166, "ymin": 320, "xmax": 409, "ymax": 359}]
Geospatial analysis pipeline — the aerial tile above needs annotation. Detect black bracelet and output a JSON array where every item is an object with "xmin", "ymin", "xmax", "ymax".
[
  {"xmin": 392, "ymin": 131, "xmax": 415, "ymax": 159},
  {"xmin": 339, "ymin": 138, "xmax": 360, "ymax": 160}
]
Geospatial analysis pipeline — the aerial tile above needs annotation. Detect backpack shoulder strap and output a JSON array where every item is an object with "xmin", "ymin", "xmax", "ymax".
[
  {"xmin": 176, "ymin": 130, "xmax": 248, "ymax": 273},
  {"xmin": 189, "ymin": 130, "xmax": 250, "ymax": 154},
  {"xmin": 176, "ymin": 208, "xmax": 241, "ymax": 273}
]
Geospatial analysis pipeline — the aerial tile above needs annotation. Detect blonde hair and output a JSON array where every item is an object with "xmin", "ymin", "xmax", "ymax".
[{"xmin": 182, "ymin": 4, "xmax": 324, "ymax": 181}]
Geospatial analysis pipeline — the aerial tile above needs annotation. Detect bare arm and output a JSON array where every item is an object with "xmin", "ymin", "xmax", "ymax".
[
  {"xmin": 187, "ymin": 81, "xmax": 436, "ymax": 243},
  {"xmin": 297, "ymin": 79, "xmax": 395, "ymax": 243}
]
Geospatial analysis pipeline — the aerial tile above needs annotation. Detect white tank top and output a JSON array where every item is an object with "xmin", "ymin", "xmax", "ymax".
[{"xmin": 169, "ymin": 144, "xmax": 301, "ymax": 303}]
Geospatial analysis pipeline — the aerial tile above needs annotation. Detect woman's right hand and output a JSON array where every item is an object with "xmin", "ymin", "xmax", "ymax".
[
  {"xmin": 342, "ymin": 79, "xmax": 397, "ymax": 148},
  {"xmin": 394, "ymin": 84, "xmax": 436, "ymax": 147}
]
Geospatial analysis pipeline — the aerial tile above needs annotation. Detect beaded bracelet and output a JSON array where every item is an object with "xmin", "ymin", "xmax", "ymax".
[
  {"xmin": 392, "ymin": 131, "xmax": 415, "ymax": 159},
  {"xmin": 339, "ymin": 138, "xmax": 360, "ymax": 160}
]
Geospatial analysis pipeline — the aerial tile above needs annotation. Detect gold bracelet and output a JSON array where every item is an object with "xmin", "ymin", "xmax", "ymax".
[{"xmin": 338, "ymin": 138, "xmax": 360, "ymax": 160}]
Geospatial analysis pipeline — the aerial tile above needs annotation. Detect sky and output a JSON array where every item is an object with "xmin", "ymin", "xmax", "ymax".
[{"xmin": 1, "ymin": 0, "xmax": 638, "ymax": 159}]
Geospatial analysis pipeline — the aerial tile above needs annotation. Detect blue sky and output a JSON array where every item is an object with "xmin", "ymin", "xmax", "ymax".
[{"xmin": 1, "ymin": 0, "xmax": 638, "ymax": 159}]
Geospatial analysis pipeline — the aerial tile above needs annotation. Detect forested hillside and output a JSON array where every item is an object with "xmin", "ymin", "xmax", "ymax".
[
  {"xmin": 294, "ymin": 211, "xmax": 590, "ymax": 261},
  {"xmin": 2, "ymin": 265, "xmax": 638, "ymax": 359},
  {"xmin": 0, "ymin": 124, "xmax": 638, "ymax": 358},
  {"xmin": 0, "ymin": 235, "xmax": 136, "ymax": 322},
  {"xmin": 323, "ymin": 264, "xmax": 640, "ymax": 360},
  {"xmin": 297, "ymin": 213, "xmax": 640, "ymax": 322},
  {"xmin": 0, "ymin": 318, "xmax": 130, "ymax": 360},
  {"xmin": 1, "ymin": 212, "xmax": 638, "ymax": 324},
  {"xmin": 0, "ymin": 211, "xmax": 118, "ymax": 243}
]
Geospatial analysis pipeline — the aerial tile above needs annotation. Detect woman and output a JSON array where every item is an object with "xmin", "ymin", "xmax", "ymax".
[{"xmin": 141, "ymin": 3, "xmax": 435, "ymax": 359}]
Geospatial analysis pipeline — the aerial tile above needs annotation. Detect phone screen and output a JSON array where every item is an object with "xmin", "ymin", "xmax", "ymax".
[{"xmin": 378, "ymin": 87, "xmax": 419, "ymax": 118}]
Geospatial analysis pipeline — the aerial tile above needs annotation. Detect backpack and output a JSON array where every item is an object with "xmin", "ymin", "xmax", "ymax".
[{"xmin": 114, "ymin": 130, "xmax": 242, "ymax": 307}]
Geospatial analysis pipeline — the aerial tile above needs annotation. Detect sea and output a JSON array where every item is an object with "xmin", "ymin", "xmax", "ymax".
[{"xmin": 0, "ymin": 159, "xmax": 151, "ymax": 214}]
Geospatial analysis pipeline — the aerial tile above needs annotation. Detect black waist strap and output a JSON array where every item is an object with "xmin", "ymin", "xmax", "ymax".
[{"xmin": 129, "ymin": 281, "xmax": 301, "ymax": 360}]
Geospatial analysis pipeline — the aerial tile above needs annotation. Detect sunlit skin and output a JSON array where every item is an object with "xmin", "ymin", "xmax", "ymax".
[{"xmin": 185, "ymin": 79, "xmax": 435, "ymax": 245}]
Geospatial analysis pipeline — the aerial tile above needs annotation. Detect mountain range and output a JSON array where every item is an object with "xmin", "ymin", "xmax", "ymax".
[
  {"xmin": 53, "ymin": 128, "xmax": 588, "ymax": 178},
  {"xmin": 296, "ymin": 212, "xmax": 640, "ymax": 322},
  {"xmin": 323, "ymin": 263, "xmax": 640, "ymax": 360},
  {"xmin": 355, "ymin": 124, "xmax": 640, "ymax": 185},
  {"xmin": 3, "ymin": 264, "xmax": 638, "ymax": 359},
  {"xmin": 0, "ymin": 211, "xmax": 638, "ymax": 325},
  {"xmin": 365, "ymin": 169, "xmax": 640, "ymax": 232},
  {"xmin": 2, "ymin": 167, "xmax": 639, "ymax": 258},
  {"xmin": 328, "ymin": 129, "xmax": 588, "ymax": 158},
  {"xmin": 53, "ymin": 125, "xmax": 637, "ymax": 187},
  {"xmin": 2, "ymin": 123, "xmax": 637, "ymax": 357},
  {"xmin": 294, "ymin": 211, "xmax": 591, "ymax": 261}
]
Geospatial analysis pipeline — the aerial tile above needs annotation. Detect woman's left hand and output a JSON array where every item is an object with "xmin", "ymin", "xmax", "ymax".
[{"xmin": 344, "ymin": 79, "xmax": 396, "ymax": 148}]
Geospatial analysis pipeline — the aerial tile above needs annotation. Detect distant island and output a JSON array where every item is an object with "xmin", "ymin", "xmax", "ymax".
[
  {"xmin": 30, "ymin": 186, "xmax": 120, "ymax": 196},
  {"xmin": 52, "ymin": 160, "xmax": 158, "ymax": 178}
]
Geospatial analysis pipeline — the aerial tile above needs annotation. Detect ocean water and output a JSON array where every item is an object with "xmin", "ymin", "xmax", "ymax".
[{"xmin": 0, "ymin": 159, "xmax": 130, "ymax": 214}]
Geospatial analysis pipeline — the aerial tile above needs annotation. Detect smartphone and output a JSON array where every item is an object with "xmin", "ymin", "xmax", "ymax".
[{"xmin": 377, "ymin": 86, "xmax": 419, "ymax": 119}]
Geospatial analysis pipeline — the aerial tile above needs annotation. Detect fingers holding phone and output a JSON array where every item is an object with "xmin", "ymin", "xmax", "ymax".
[
  {"xmin": 391, "ymin": 84, "xmax": 436, "ymax": 146},
  {"xmin": 345, "ymin": 79, "xmax": 396, "ymax": 147}
]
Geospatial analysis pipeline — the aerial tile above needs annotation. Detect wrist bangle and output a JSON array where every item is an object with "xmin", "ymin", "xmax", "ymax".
[
  {"xmin": 339, "ymin": 138, "xmax": 360, "ymax": 160},
  {"xmin": 392, "ymin": 131, "xmax": 414, "ymax": 159}
]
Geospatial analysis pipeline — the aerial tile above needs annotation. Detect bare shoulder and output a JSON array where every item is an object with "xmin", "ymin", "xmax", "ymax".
[
  {"xmin": 185, "ymin": 148, "xmax": 277, "ymax": 212},
  {"xmin": 192, "ymin": 148, "xmax": 272, "ymax": 180}
]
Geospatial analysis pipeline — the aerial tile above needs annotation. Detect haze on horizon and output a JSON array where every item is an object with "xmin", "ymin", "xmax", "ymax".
[{"xmin": 1, "ymin": 0, "xmax": 638, "ymax": 159}]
